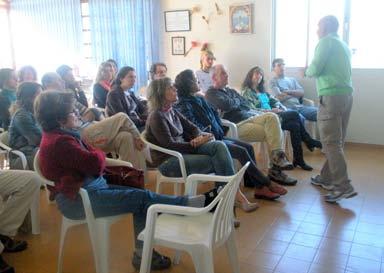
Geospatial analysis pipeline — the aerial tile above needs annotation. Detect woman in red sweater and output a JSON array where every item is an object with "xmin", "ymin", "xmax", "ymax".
[{"xmin": 34, "ymin": 91, "xmax": 210, "ymax": 271}]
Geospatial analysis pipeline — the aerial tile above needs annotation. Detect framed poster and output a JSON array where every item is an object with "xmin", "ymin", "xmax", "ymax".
[
  {"xmin": 164, "ymin": 10, "xmax": 191, "ymax": 32},
  {"xmin": 229, "ymin": 4, "xmax": 253, "ymax": 34},
  {"xmin": 171, "ymin": 36, "xmax": 185, "ymax": 55}
]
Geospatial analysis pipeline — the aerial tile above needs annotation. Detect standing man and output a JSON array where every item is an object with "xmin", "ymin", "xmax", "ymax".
[{"xmin": 305, "ymin": 15, "xmax": 356, "ymax": 202}]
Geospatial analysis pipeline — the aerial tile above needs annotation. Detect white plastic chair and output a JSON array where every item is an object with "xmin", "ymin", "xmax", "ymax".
[
  {"xmin": 140, "ymin": 132, "xmax": 188, "ymax": 195},
  {"xmin": 0, "ymin": 131, "xmax": 40, "ymax": 234},
  {"xmin": 220, "ymin": 119, "xmax": 293, "ymax": 171},
  {"xmin": 138, "ymin": 162, "xmax": 249, "ymax": 273},
  {"xmin": 34, "ymin": 150, "xmax": 133, "ymax": 273}
]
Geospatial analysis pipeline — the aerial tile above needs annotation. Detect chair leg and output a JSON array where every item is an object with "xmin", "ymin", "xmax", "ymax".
[
  {"xmin": 96, "ymin": 222, "xmax": 110, "ymax": 273},
  {"xmin": 190, "ymin": 248, "xmax": 214, "ymax": 273},
  {"xmin": 226, "ymin": 231, "xmax": 240, "ymax": 273},
  {"xmin": 30, "ymin": 189, "xmax": 40, "ymax": 235},
  {"xmin": 174, "ymin": 183, "xmax": 182, "ymax": 196},
  {"xmin": 57, "ymin": 219, "xmax": 70, "ymax": 273},
  {"xmin": 173, "ymin": 250, "xmax": 182, "ymax": 265},
  {"xmin": 155, "ymin": 173, "xmax": 162, "ymax": 193},
  {"xmin": 87, "ymin": 222, "xmax": 101, "ymax": 273},
  {"xmin": 139, "ymin": 241, "xmax": 153, "ymax": 273}
]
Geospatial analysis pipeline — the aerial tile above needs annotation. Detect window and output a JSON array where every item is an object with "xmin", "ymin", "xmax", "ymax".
[
  {"xmin": 0, "ymin": 0, "xmax": 12, "ymax": 68},
  {"xmin": 274, "ymin": 0, "xmax": 384, "ymax": 68},
  {"xmin": 79, "ymin": 0, "xmax": 95, "ymax": 78}
]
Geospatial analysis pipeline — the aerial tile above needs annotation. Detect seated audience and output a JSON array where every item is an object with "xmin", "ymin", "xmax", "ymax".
[
  {"xmin": 9, "ymin": 82, "xmax": 42, "ymax": 170},
  {"xmin": 146, "ymin": 77, "xmax": 257, "ymax": 211},
  {"xmin": 41, "ymin": 72, "xmax": 146, "ymax": 168},
  {"xmin": 195, "ymin": 44, "xmax": 215, "ymax": 94},
  {"xmin": 242, "ymin": 66, "xmax": 322, "ymax": 170},
  {"xmin": 206, "ymin": 65, "xmax": 294, "ymax": 177},
  {"xmin": 0, "ymin": 69, "xmax": 17, "ymax": 130},
  {"xmin": 0, "ymin": 169, "xmax": 41, "ymax": 273},
  {"xmin": 17, "ymin": 66, "xmax": 38, "ymax": 83},
  {"xmin": 93, "ymin": 62, "xmax": 114, "ymax": 108},
  {"xmin": 149, "ymin": 63, "xmax": 167, "ymax": 80},
  {"xmin": 270, "ymin": 58, "xmax": 318, "ymax": 121},
  {"xmin": 106, "ymin": 67, "xmax": 148, "ymax": 131},
  {"xmin": 35, "ymin": 91, "xmax": 218, "ymax": 271},
  {"xmin": 174, "ymin": 69, "xmax": 293, "ymax": 200},
  {"xmin": 56, "ymin": 65, "xmax": 88, "ymax": 107},
  {"xmin": 106, "ymin": 58, "xmax": 118, "ymax": 79}
]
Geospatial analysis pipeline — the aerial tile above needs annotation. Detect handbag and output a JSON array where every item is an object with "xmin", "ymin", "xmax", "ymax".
[{"xmin": 104, "ymin": 165, "xmax": 144, "ymax": 189}]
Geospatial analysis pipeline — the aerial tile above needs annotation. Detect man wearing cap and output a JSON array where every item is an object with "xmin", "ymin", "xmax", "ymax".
[
  {"xmin": 305, "ymin": 15, "xmax": 356, "ymax": 203},
  {"xmin": 270, "ymin": 58, "xmax": 318, "ymax": 121}
]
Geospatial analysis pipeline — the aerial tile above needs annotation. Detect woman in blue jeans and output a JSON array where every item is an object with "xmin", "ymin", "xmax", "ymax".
[
  {"xmin": 145, "ymin": 77, "xmax": 257, "ymax": 211},
  {"xmin": 35, "ymin": 91, "xmax": 212, "ymax": 271}
]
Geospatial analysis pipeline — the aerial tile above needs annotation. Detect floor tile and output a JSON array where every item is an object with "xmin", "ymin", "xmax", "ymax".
[
  {"xmin": 243, "ymin": 250, "xmax": 281, "ymax": 270},
  {"xmin": 308, "ymin": 263, "xmax": 345, "ymax": 273},
  {"xmin": 284, "ymin": 243, "xmax": 317, "ymax": 262},
  {"xmin": 346, "ymin": 256, "xmax": 381, "ymax": 273},
  {"xmin": 275, "ymin": 256, "xmax": 311, "ymax": 273},
  {"xmin": 291, "ymin": 232, "xmax": 323, "ymax": 248},
  {"xmin": 349, "ymin": 243, "xmax": 383, "ymax": 262},
  {"xmin": 255, "ymin": 238, "xmax": 289, "ymax": 255},
  {"xmin": 313, "ymin": 249, "xmax": 349, "ymax": 268}
]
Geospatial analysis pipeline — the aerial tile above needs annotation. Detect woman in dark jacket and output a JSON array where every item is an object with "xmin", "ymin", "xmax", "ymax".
[
  {"xmin": 174, "ymin": 69, "xmax": 290, "ymax": 202},
  {"xmin": 106, "ymin": 67, "xmax": 148, "ymax": 131},
  {"xmin": 241, "ymin": 66, "xmax": 322, "ymax": 171},
  {"xmin": 9, "ymin": 82, "xmax": 42, "ymax": 169},
  {"xmin": 35, "ymin": 91, "xmax": 215, "ymax": 271},
  {"xmin": 145, "ymin": 77, "xmax": 258, "ymax": 212},
  {"xmin": 93, "ymin": 62, "xmax": 114, "ymax": 108}
]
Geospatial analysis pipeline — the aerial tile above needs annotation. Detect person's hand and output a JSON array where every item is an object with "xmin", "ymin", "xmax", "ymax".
[
  {"xmin": 271, "ymin": 108, "xmax": 283, "ymax": 113},
  {"xmin": 190, "ymin": 133, "xmax": 214, "ymax": 148},
  {"xmin": 134, "ymin": 137, "xmax": 146, "ymax": 151}
]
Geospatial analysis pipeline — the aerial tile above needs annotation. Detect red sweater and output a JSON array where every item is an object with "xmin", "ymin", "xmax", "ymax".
[{"xmin": 39, "ymin": 130, "xmax": 106, "ymax": 199}]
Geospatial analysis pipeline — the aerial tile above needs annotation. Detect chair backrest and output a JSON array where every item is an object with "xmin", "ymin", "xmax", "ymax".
[
  {"xmin": 208, "ymin": 162, "xmax": 249, "ymax": 248},
  {"xmin": 0, "ymin": 131, "xmax": 28, "ymax": 170},
  {"xmin": 33, "ymin": 150, "xmax": 55, "ymax": 187}
]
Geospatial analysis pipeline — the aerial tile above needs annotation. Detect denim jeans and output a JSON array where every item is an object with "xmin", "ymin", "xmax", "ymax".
[
  {"xmin": 296, "ymin": 106, "xmax": 318, "ymax": 121},
  {"xmin": 55, "ymin": 181, "xmax": 188, "ymax": 249},
  {"xmin": 223, "ymin": 137, "xmax": 270, "ymax": 188},
  {"xmin": 158, "ymin": 141, "xmax": 235, "ymax": 180}
]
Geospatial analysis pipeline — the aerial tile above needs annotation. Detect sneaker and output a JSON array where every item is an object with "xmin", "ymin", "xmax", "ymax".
[
  {"xmin": 311, "ymin": 175, "xmax": 334, "ymax": 190},
  {"xmin": 268, "ymin": 182, "xmax": 288, "ymax": 195},
  {"xmin": 271, "ymin": 150, "xmax": 293, "ymax": 170},
  {"xmin": 132, "ymin": 250, "xmax": 171, "ymax": 271},
  {"xmin": 324, "ymin": 187, "xmax": 358, "ymax": 203},
  {"xmin": 268, "ymin": 168, "xmax": 297, "ymax": 186},
  {"xmin": 0, "ymin": 255, "xmax": 14, "ymax": 273}
]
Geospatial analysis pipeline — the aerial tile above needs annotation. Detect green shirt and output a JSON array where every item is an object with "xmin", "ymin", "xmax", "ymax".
[{"xmin": 306, "ymin": 33, "xmax": 353, "ymax": 96}]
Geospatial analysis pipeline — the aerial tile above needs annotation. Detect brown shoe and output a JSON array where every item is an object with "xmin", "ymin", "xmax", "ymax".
[
  {"xmin": 254, "ymin": 186, "xmax": 280, "ymax": 200},
  {"xmin": 269, "ymin": 182, "xmax": 288, "ymax": 195}
]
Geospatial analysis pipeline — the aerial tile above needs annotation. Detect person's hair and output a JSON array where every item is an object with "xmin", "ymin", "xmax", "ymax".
[
  {"xmin": 0, "ymin": 68, "xmax": 14, "ymax": 89},
  {"xmin": 241, "ymin": 66, "xmax": 266, "ymax": 93},
  {"xmin": 95, "ymin": 62, "xmax": 113, "ymax": 83},
  {"xmin": 112, "ymin": 66, "xmax": 135, "ymax": 91},
  {"xmin": 319, "ymin": 15, "xmax": 339, "ymax": 34},
  {"xmin": 41, "ymin": 72, "xmax": 61, "ymax": 90},
  {"xmin": 174, "ymin": 69, "xmax": 195, "ymax": 97},
  {"xmin": 16, "ymin": 82, "xmax": 42, "ymax": 112},
  {"xmin": 106, "ymin": 59, "xmax": 118, "ymax": 69},
  {"xmin": 18, "ymin": 65, "xmax": 38, "ymax": 82},
  {"xmin": 56, "ymin": 65, "xmax": 72, "ymax": 79},
  {"xmin": 147, "ymin": 77, "xmax": 173, "ymax": 111},
  {"xmin": 272, "ymin": 58, "xmax": 285, "ymax": 68},
  {"xmin": 200, "ymin": 50, "xmax": 215, "ymax": 69},
  {"xmin": 149, "ymin": 63, "xmax": 167, "ymax": 80},
  {"xmin": 34, "ymin": 91, "xmax": 75, "ymax": 132}
]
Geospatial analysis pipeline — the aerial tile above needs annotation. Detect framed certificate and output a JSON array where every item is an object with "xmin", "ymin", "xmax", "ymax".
[
  {"xmin": 164, "ymin": 10, "xmax": 191, "ymax": 32},
  {"xmin": 171, "ymin": 36, "xmax": 185, "ymax": 55}
]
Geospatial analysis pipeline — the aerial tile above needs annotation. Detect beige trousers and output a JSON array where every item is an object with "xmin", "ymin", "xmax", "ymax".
[
  {"xmin": 0, "ymin": 170, "xmax": 40, "ymax": 245},
  {"xmin": 236, "ymin": 112, "xmax": 284, "ymax": 152},
  {"xmin": 81, "ymin": 112, "xmax": 149, "ymax": 169}
]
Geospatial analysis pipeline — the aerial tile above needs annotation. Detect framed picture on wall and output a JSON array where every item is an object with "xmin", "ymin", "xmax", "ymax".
[
  {"xmin": 229, "ymin": 4, "xmax": 253, "ymax": 34},
  {"xmin": 164, "ymin": 10, "xmax": 191, "ymax": 32},
  {"xmin": 171, "ymin": 36, "xmax": 185, "ymax": 55}
]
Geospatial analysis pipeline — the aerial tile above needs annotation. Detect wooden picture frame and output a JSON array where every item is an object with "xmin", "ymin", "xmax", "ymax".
[
  {"xmin": 164, "ymin": 10, "xmax": 191, "ymax": 32},
  {"xmin": 171, "ymin": 36, "xmax": 185, "ymax": 55},
  {"xmin": 229, "ymin": 4, "xmax": 253, "ymax": 34}
]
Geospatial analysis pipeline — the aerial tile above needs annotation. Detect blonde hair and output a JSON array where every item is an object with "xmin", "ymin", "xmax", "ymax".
[
  {"xmin": 95, "ymin": 62, "xmax": 113, "ymax": 83},
  {"xmin": 147, "ymin": 77, "xmax": 173, "ymax": 111},
  {"xmin": 200, "ymin": 49, "xmax": 215, "ymax": 69}
]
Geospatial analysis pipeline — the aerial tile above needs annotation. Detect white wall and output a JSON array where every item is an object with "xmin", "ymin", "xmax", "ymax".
[{"xmin": 160, "ymin": 0, "xmax": 384, "ymax": 145}]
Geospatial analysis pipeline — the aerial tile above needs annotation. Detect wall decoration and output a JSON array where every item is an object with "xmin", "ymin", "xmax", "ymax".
[
  {"xmin": 184, "ymin": 40, "xmax": 200, "ymax": 57},
  {"xmin": 229, "ymin": 4, "xmax": 253, "ymax": 34},
  {"xmin": 171, "ymin": 36, "xmax": 186, "ymax": 55},
  {"xmin": 215, "ymin": 2, "xmax": 223, "ymax": 15},
  {"xmin": 164, "ymin": 10, "xmax": 191, "ymax": 32}
]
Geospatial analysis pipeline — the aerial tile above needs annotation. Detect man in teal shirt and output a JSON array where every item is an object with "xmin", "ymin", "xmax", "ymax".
[{"xmin": 305, "ymin": 15, "xmax": 356, "ymax": 202}]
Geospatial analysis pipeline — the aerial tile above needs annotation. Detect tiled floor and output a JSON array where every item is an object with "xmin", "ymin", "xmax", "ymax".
[{"xmin": 4, "ymin": 143, "xmax": 384, "ymax": 273}]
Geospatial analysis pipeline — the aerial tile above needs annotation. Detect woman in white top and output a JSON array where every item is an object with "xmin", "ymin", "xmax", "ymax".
[{"xmin": 195, "ymin": 46, "xmax": 215, "ymax": 94}]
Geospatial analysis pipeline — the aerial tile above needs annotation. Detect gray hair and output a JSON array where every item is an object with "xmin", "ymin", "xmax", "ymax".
[
  {"xmin": 319, "ymin": 15, "xmax": 339, "ymax": 34},
  {"xmin": 147, "ymin": 77, "xmax": 173, "ymax": 111}
]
